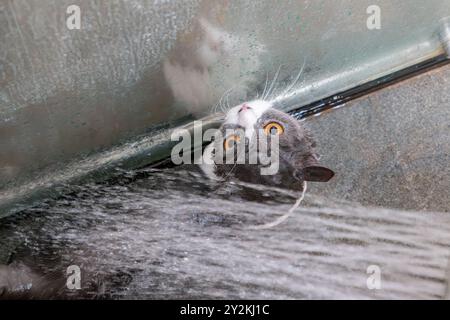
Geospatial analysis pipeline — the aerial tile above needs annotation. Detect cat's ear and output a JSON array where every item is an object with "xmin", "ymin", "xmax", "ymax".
[{"xmin": 302, "ymin": 166, "xmax": 334, "ymax": 182}]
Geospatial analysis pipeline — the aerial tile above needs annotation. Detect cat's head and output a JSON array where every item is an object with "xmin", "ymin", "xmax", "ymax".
[{"xmin": 209, "ymin": 100, "xmax": 334, "ymax": 190}]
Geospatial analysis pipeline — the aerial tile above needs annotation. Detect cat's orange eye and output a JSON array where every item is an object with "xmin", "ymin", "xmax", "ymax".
[
  {"xmin": 263, "ymin": 122, "xmax": 284, "ymax": 136},
  {"xmin": 223, "ymin": 135, "xmax": 241, "ymax": 151}
]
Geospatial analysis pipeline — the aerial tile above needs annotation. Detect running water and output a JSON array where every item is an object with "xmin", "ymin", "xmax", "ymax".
[{"xmin": 1, "ymin": 166, "xmax": 449, "ymax": 299}]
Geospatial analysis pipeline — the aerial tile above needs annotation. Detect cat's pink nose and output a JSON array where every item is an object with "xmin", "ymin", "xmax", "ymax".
[{"xmin": 239, "ymin": 104, "xmax": 251, "ymax": 113}]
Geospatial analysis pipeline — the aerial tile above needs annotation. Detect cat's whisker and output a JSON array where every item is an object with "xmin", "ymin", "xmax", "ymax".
[
  {"xmin": 255, "ymin": 89, "xmax": 260, "ymax": 100},
  {"xmin": 221, "ymin": 82, "xmax": 247, "ymax": 112},
  {"xmin": 212, "ymin": 100, "xmax": 221, "ymax": 114},
  {"xmin": 264, "ymin": 64, "xmax": 283, "ymax": 100},
  {"xmin": 261, "ymin": 71, "xmax": 269, "ymax": 100},
  {"xmin": 216, "ymin": 102, "xmax": 223, "ymax": 114},
  {"xmin": 226, "ymin": 92, "xmax": 231, "ymax": 110},
  {"xmin": 212, "ymin": 90, "xmax": 227, "ymax": 114},
  {"xmin": 279, "ymin": 57, "xmax": 306, "ymax": 99},
  {"xmin": 221, "ymin": 93, "xmax": 232, "ymax": 113},
  {"xmin": 212, "ymin": 91, "xmax": 224, "ymax": 114},
  {"xmin": 218, "ymin": 92, "xmax": 229, "ymax": 113},
  {"xmin": 214, "ymin": 86, "xmax": 235, "ymax": 115}
]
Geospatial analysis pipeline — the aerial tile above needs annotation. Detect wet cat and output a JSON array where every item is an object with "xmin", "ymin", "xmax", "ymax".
[{"xmin": 200, "ymin": 99, "xmax": 335, "ymax": 191}]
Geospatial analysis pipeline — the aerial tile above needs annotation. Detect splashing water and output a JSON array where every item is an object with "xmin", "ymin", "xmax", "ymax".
[{"xmin": 0, "ymin": 166, "xmax": 450, "ymax": 299}]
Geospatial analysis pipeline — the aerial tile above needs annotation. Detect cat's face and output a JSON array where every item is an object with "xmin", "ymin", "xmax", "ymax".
[{"xmin": 208, "ymin": 100, "xmax": 334, "ymax": 191}]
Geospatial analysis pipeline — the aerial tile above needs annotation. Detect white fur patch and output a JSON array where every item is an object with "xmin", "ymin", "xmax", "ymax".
[
  {"xmin": 224, "ymin": 100, "xmax": 272, "ymax": 139},
  {"xmin": 200, "ymin": 100, "xmax": 272, "ymax": 178}
]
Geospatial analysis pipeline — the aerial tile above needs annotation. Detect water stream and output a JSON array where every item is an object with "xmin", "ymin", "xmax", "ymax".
[{"xmin": 1, "ymin": 166, "xmax": 449, "ymax": 299}]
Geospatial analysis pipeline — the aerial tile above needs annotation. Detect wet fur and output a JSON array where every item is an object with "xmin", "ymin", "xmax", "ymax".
[{"xmin": 209, "ymin": 107, "xmax": 334, "ymax": 191}]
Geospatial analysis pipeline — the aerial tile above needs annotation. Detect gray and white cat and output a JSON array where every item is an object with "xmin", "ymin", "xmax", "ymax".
[{"xmin": 201, "ymin": 100, "xmax": 334, "ymax": 191}]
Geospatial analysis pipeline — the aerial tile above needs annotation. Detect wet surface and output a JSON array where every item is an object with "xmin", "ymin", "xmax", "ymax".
[
  {"xmin": 2, "ymin": 0, "xmax": 450, "ymax": 301},
  {"xmin": 1, "ymin": 64, "xmax": 450, "ymax": 300},
  {"xmin": 305, "ymin": 65, "xmax": 450, "ymax": 212},
  {"xmin": 1, "ymin": 166, "xmax": 450, "ymax": 299}
]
